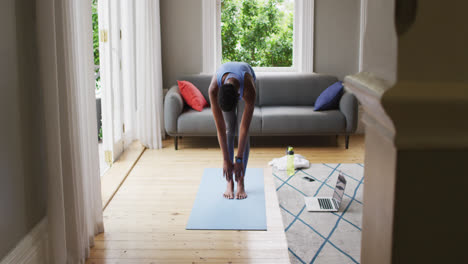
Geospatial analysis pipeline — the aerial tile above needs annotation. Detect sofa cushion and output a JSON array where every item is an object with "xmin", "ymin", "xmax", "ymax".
[
  {"xmin": 179, "ymin": 75, "xmax": 213, "ymax": 105},
  {"xmin": 177, "ymin": 80, "xmax": 208, "ymax": 111},
  {"xmin": 244, "ymin": 106, "xmax": 262, "ymax": 135},
  {"xmin": 314, "ymin": 81, "xmax": 344, "ymax": 111},
  {"xmin": 257, "ymin": 73, "xmax": 338, "ymax": 106},
  {"xmin": 261, "ymin": 106, "xmax": 346, "ymax": 134},
  {"xmin": 177, "ymin": 107, "xmax": 262, "ymax": 135}
]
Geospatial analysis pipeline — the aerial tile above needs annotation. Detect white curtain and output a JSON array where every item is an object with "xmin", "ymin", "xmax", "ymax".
[
  {"xmin": 135, "ymin": 0, "xmax": 165, "ymax": 149},
  {"xmin": 36, "ymin": 0, "xmax": 104, "ymax": 263},
  {"xmin": 99, "ymin": 0, "xmax": 164, "ymax": 151}
]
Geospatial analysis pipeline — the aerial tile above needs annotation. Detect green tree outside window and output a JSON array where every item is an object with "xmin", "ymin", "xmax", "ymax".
[
  {"xmin": 92, "ymin": 0, "xmax": 100, "ymax": 91},
  {"xmin": 221, "ymin": 0, "xmax": 294, "ymax": 67}
]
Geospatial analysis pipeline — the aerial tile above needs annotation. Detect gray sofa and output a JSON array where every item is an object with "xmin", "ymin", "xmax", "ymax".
[{"xmin": 164, "ymin": 73, "xmax": 358, "ymax": 150}]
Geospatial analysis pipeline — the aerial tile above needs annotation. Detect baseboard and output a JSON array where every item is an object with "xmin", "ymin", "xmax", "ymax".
[{"xmin": 0, "ymin": 218, "xmax": 48, "ymax": 264}]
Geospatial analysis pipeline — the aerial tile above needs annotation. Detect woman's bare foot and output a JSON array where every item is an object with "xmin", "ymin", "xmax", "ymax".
[
  {"xmin": 223, "ymin": 180, "xmax": 234, "ymax": 199},
  {"xmin": 235, "ymin": 177, "xmax": 247, "ymax": 199}
]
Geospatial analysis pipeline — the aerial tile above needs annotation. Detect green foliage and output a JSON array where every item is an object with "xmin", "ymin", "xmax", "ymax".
[
  {"xmin": 221, "ymin": 0, "xmax": 293, "ymax": 67},
  {"xmin": 92, "ymin": 0, "xmax": 100, "ymax": 91},
  {"xmin": 98, "ymin": 126, "xmax": 103, "ymax": 141},
  {"xmin": 92, "ymin": 0, "xmax": 99, "ymax": 67}
]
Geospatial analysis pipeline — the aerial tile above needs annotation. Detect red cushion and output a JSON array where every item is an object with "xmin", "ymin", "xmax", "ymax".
[{"xmin": 177, "ymin": 80, "xmax": 208, "ymax": 112}]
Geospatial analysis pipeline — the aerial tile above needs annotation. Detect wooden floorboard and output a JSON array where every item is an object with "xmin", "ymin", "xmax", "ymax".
[
  {"xmin": 100, "ymin": 141, "xmax": 146, "ymax": 209},
  {"xmin": 88, "ymin": 135, "xmax": 364, "ymax": 264}
]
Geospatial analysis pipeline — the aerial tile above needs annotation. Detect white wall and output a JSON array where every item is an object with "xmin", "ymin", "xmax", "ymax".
[
  {"xmin": 314, "ymin": 0, "xmax": 361, "ymax": 80},
  {"xmin": 361, "ymin": 0, "xmax": 397, "ymax": 83},
  {"xmin": 160, "ymin": 0, "xmax": 362, "ymax": 87},
  {"xmin": 160, "ymin": 0, "xmax": 203, "ymax": 88},
  {"xmin": 0, "ymin": 0, "xmax": 47, "ymax": 259}
]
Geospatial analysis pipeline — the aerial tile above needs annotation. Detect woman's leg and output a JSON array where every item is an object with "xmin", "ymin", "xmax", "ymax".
[
  {"xmin": 235, "ymin": 100, "xmax": 250, "ymax": 199},
  {"xmin": 222, "ymin": 109, "xmax": 237, "ymax": 162},
  {"xmin": 242, "ymin": 137, "xmax": 250, "ymax": 174},
  {"xmin": 236, "ymin": 100, "xmax": 250, "ymax": 174},
  {"xmin": 222, "ymin": 108, "xmax": 237, "ymax": 199}
]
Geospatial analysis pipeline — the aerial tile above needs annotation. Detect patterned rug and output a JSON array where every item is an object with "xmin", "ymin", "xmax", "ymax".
[{"xmin": 272, "ymin": 163, "xmax": 364, "ymax": 264}]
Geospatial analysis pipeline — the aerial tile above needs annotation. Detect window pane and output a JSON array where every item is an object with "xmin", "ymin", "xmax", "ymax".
[{"xmin": 221, "ymin": 0, "xmax": 294, "ymax": 67}]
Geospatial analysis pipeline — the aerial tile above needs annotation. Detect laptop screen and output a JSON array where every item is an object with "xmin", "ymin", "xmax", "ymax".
[{"xmin": 332, "ymin": 174, "xmax": 347, "ymax": 205}]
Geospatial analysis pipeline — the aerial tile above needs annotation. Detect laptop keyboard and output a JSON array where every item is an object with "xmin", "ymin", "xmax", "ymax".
[
  {"xmin": 318, "ymin": 198, "xmax": 334, "ymax": 210},
  {"xmin": 333, "ymin": 199, "xmax": 339, "ymax": 210}
]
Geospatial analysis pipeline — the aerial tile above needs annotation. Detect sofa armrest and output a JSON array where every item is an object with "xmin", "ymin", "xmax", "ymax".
[
  {"xmin": 164, "ymin": 85, "xmax": 184, "ymax": 135},
  {"xmin": 339, "ymin": 92, "xmax": 358, "ymax": 133}
]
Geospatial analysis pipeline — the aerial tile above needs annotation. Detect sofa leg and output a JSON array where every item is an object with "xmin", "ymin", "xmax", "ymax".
[
  {"xmin": 345, "ymin": 135, "xmax": 350, "ymax": 149},
  {"xmin": 174, "ymin": 136, "xmax": 178, "ymax": 150}
]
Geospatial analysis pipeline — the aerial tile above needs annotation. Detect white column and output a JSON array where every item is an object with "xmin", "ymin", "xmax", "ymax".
[
  {"xmin": 201, "ymin": 0, "xmax": 220, "ymax": 74},
  {"xmin": 294, "ymin": 0, "xmax": 314, "ymax": 73},
  {"xmin": 346, "ymin": 1, "xmax": 468, "ymax": 263}
]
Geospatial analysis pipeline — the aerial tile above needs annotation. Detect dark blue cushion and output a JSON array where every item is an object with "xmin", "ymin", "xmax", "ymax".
[{"xmin": 314, "ymin": 81, "xmax": 344, "ymax": 111}]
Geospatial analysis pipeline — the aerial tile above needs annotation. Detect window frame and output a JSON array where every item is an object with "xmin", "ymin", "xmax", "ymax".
[{"xmin": 202, "ymin": 0, "xmax": 314, "ymax": 74}]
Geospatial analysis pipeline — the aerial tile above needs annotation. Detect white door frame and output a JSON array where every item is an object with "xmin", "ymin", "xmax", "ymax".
[{"xmin": 98, "ymin": 0, "xmax": 125, "ymax": 164}]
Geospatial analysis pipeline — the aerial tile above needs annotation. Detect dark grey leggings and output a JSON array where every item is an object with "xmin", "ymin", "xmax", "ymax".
[{"xmin": 222, "ymin": 100, "xmax": 250, "ymax": 174}]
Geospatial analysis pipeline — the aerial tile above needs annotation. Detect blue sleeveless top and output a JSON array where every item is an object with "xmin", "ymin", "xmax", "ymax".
[{"xmin": 216, "ymin": 62, "xmax": 256, "ymax": 99}]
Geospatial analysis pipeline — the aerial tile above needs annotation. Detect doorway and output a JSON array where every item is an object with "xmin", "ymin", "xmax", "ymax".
[{"xmin": 93, "ymin": 0, "xmax": 139, "ymax": 177}]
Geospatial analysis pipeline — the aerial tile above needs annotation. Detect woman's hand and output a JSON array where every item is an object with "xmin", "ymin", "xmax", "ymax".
[
  {"xmin": 223, "ymin": 160, "xmax": 234, "ymax": 181},
  {"xmin": 234, "ymin": 162, "xmax": 244, "ymax": 182}
]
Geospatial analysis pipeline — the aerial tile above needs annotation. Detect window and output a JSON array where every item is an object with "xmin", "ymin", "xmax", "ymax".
[
  {"xmin": 202, "ymin": 0, "xmax": 314, "ymax": 73},
  {"xmin": 221, "ymin": 0, "xmax": 294, "ymax": 68}
]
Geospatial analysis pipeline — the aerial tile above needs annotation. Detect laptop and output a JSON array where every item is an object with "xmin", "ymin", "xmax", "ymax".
[{"xmin": 304, "ymin": 174, "xmax": 347, "ymax": 212}]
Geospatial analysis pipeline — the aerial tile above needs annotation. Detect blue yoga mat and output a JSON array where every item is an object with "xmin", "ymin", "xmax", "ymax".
[{"xmin": 186, "ymin": 168, "xmax": 267, "ymax": 230}]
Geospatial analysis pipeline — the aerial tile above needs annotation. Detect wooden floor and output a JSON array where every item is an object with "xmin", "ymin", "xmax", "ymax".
[
  {"xmin": 100, "ymin": 141, "xmax": 146, "ymax": 209},
  {"xmin": 87, "ymin": 135, "xmax": 365, "ymax": 264}
]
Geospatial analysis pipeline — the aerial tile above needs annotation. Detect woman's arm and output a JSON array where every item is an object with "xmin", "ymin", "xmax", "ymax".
[
  {"xmin": 236, "ymin": 74, "xmax": 256, "ymax": 170},
  {"xmin": 209, "ymin": 75, "xmax": 233, "ymax": 179}
]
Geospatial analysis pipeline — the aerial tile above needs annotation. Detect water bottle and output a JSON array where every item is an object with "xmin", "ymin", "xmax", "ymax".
[{"xmin": 287, "ymin": 146, "xmax": 294, "ymax": 176}]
